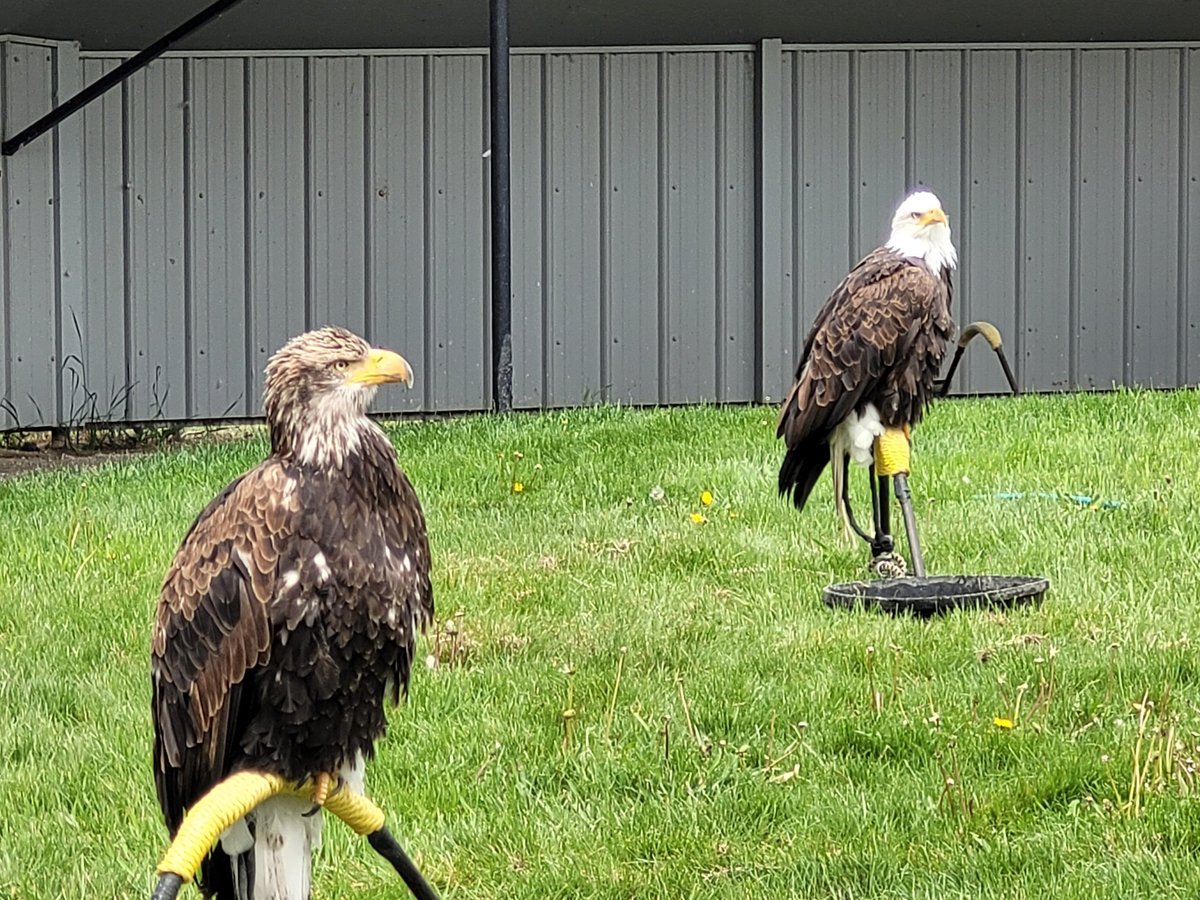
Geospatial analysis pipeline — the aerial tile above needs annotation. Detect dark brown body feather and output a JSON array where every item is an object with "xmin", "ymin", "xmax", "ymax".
[
  {"xmin": 777, "ymin": 246, "xmax": 955, "ymax": 509},
  {"xmin": 151, "ymin": 427, "xmax": 432, "ymax": 896}
]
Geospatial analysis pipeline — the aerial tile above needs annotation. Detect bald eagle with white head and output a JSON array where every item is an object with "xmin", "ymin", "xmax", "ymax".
[
  {"xmin": 776, "ymin": 191, "xmax": 956, "ymax": 551},
  {"xmin": 151, "ymin": 326, "xmax": 433, "ymax": 899}
]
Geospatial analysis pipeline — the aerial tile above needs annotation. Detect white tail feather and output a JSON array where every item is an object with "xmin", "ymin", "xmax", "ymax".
[
  {"xmin": 218, "ymin": 755, "xmax": 367, "ymax": 900},
  {"xmin": 829, "ymin": 404, "xmax": 884, "ymax": 541},
  {"xmin": 249, "ymin": 795, "xmax": 321, "ymax": 900}
]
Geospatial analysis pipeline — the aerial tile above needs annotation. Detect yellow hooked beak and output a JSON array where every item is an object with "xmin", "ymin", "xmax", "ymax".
[
  {"xmin": 918, "ymin": 207, "xmax": 948, "ymax": 227},
  {"xmin": 346, "ymin": 348, "xmax": 414, "ymax": 388}
]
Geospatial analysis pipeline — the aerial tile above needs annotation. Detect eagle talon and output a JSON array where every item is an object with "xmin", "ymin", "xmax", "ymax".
[
  {"xmin": 869, "ymin": 551, "xmax": 908, "ymax": 580},
  {"xmin": 302, "ymin": 771, "xmax": 340, "ymax": 816}
]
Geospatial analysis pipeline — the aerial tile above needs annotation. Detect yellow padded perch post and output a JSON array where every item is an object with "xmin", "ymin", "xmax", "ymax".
[
  {"xmin": 150, "ymin": 773, "xmax": 440, "ymax": 900},
  {"xmin": 874, "ymin": 427, "xmax": 926, "ymax": 578},
  {"xmin": 873, "ymin": 426, "xmax": 911, "ymax": 477}
]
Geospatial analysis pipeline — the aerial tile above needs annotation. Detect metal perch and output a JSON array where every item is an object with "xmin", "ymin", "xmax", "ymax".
[
  {"xmin": 938, "ymin": 320, "xmax": 1020, "ymax": 397},
  {"xmin": 825, "ymin": 320, "xmax": 1048, "ymax": 615}
]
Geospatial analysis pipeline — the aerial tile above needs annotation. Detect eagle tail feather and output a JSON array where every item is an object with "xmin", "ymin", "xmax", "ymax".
[
  {"xmin": 200, "ymin": 797, "xmax": 319, "ymax": 900},
  {"xmin": 777, "ymin": 439, "xmax": 831, "ymax": 513},
  {"xmin": 249, "ymin": 796, "xmax": 320, "ymax": 900}
]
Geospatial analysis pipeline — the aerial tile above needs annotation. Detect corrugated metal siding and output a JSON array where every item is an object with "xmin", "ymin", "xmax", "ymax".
[
  {"xmin": 510, "ymin": 53, "xmax": 545, "ymax": 408},
  {"xmin": 126, "ymin": 58, "xmax": 187, "ymax": 420},
  {"xmin": 604, "ymin": 53, "xmax": 661, "ymax": 404},
  {"xmin": 246, "ymin": 57, "xmax": 306, "ymax": 410},
  {"xmin": 772, "ymin": 44, "xmax": 1200, "ymax": 399},
  {"xmin": 368, "ymin": 55, "xmax": 428, "ymax": 415},
  {"xmin": 1074, "ymin": 50, "xmax": 1127, "ymax": 391},
  {"xmin": 309, "ymin": 57, "xmax": 367, "ymax": 340},
  {"xmin": 1189, "ymin": 49, "xmax": 1200, "ymax": 387},
  {"xmin": 2, "ymin": 40, "xmax": 1199, "ymax": 428},
  {"xmin": 428, "ymin": 54, "xmax": 489, "ymax": 412},
  {"xmin": 75, "ymin": 57, "xmax": 128, "ymax": 420},
  {"xmin": 189, "ymin": 58, "xmax": 249, "ymax": 418},
  {"xmin": 496, "ymin": 48, "xmax": 756, "ymax": 408},
  {"xmin": 1130, "ymin": 49, "xmax": 1181, "ymax": 388},
  {"xmin": 1, "ymin": 41, "xmax": 59, "ymax": 428},
  {"xmin": 1020, "ymin": 50, "xmax": 1072, "ymax": 392},
  {"xmin": 544, "ymin": 53, "xmax": 602, "ymax": 406}
]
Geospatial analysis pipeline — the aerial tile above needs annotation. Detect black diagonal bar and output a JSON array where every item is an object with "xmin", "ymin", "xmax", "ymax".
[
  {"xmin": 489, "ymin": 0, "xmax": 513, "ymax": 412},
  {"xmin": 1, "ymin": 0, "xmax": 248, "ymax": 157}
]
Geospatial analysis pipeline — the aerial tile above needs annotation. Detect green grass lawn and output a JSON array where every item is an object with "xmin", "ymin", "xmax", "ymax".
[{"xmin": 2, "ymin": 390, "xmax": 1200, "ymax": 899}]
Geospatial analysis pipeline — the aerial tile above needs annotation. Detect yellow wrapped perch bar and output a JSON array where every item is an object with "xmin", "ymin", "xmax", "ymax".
[
  {"xmin": 873, "ymin": 427, "xmax": 911, "ymax": 478},
  {"xmin": 150, "ymin": 772, "xmax": 408, "ymax": 900},
  {"xmin": 156, "ymin": 771, "xmax": 288, "ymax": 882}
]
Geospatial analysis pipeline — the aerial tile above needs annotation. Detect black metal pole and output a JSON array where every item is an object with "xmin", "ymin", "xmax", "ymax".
[
  {"xmin": 893, "ymin": 474, "xmax": 927, "ymax": 578},
  {"xmin": 2, "ymin": 0, "xmax": 249, "ymax": 157},
  {"xmin": 489, "ymin": 0, "xmax": 514, "ymax": 412}
]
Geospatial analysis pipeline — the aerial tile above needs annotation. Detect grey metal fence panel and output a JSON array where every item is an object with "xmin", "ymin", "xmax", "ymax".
[
  {"xmin": 369, "ymin": 55, "xmax": 429, "ymax": 414},
  {"xmin": 53, "ymin": 42, "xmax": 86, "ymax": 428},
  {"xmin": 427, "ymin": 54, "xmax": 488, "ymax": 411},
  {"xmin": 510, "ymin": 53, "xmax": 545, "ymax": 408},
  {"xmin": 309, "ymin": 57, "xmax": 367, "ymax": 338},
  {"xmin": 909, "ymin": 49, "xmax": 965, "ymax": 376},
  {"xmin": 604, "ymin": 52, "xmax": 661, "ymax": 405},
  {"xmin": 1075, "ymin": 49, "xmax": 1127, "ymax": 390},
  {"xmin": 757, "ymin": 41, "xmax": 786, "ymax": 405},
  {"xmin": 0, "ymin": 46, "xmax": 6, "ymax": 428},
  {"xmin": 1019, "ymin": 50, "xmax": 1073, "ymax": 392},
  {"xmin": 962, "ymin": 50, "xmax": 1019, "ymax": 394},
  {"xmin": 1130, "ymin": 49, "xmax": 1182, "ymax": 388},
  {"xmin": 5, "ymin": 39, "xmax": 1200, "ymax": 430},
  {"xmin": 189, "ymin": 58, "xmax": 249, "ymax": 418},
  {"xmin": 72, "ymin": 57, "xmax": 128, "ymax": 422},
  {"xmin": 789, "ymin": 51, "xmax": 852, "ymax": 394},
  {"xmin": 2, "ymin": 41, "xmax": 59, "ymax": 428},
  {"xmin": 910, "ymin": 50, "xmax": 964, "ymax": 212},
  {"xmin": 126, "ymin": 58, "xmax": 188, "ymax": 421},
  {"xmin": 716, "ymin": 50, "xmax": 756, "ymax": 403},
  {"xmin": 0, "ymin": 48, "xmax": 6, "ymax": 428},
  {"xmin": 853, "ymin": 52, "xmax": 907, "ymax": 262},
  {"xmin": 247, "ymin": 57, "xmax": 307, "ymax": 412},
  {"xmin": 545, "ymin": 53, "xmax": 602, "ymax": 406},
  {"xmin": 663, "ymin": 52, "xmax": 719, "ymax": 404},
  {"xmin": 1189, "ymin": 49, "xmax": 1200, "ymax": 387}
]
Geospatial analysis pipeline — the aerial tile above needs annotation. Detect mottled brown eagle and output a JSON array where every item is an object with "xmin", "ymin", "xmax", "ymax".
[
  {"xmin": 151, "ymin": 326, "xmax": 434, "ymax": 900},
  {"xmin": 776, "ymin": 190, "xmax": 956, "ymax": 540}
]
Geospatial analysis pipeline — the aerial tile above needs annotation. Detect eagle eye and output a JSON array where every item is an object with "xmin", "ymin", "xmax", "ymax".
[
  {"xmin": 911, "ymin": 211, "xmax": 922, "ymax": 219},
  {"xmin": 333, "ymin": 360, "xmax": 349, "ymax": 372}
]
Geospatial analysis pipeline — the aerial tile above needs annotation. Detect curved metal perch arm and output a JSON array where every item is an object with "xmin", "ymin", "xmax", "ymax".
[
  {"xmin": 937, "ymin": 321, "xmax": 1020, "ymax": 397},
  {"xmin": 150, "ymin": 771, "xmax": 439, "ymax": 900}
]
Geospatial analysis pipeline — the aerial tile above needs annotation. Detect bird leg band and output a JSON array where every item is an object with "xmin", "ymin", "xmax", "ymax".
[
  {"xmin": 873, "ymin": 427, "xmax": 911, "ymax": 478},
  {"xmin": 151, "ymin": 772, "xmax": 441, "ymax": 900}
]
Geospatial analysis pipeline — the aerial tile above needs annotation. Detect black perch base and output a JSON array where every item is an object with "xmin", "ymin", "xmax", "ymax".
[{"xmin": 824, "ymin": 574, "xmax": 1049, "ymax": 617}]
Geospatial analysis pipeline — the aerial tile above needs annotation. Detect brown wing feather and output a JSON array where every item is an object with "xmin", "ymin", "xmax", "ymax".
[
  {"xmin": 151, "ymin": 442, "xmax": 434, "ymax": 838},
  {"xmin": 777, "ymin": 247, "xmax": 953, "ymax": 506},
  {"xmin": 151, "ymin": 461, "xmax": 294, "ymax": 835}
]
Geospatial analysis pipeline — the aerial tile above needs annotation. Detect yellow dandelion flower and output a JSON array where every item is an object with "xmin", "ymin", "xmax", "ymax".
[
  {"xmin": 512, "ymin": 481, "xmax": 525, "ymax": 494},
  {"xmin": 700, "ymin": 490, "xmax": 714, "ymax": 507},
  {"xmin": 689, "ymin": 512, "xmax": 707, "ymax": 525},
  {"xmin": 992, "ymin": 716, "xmax": 1014, "ymax": 729}
]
